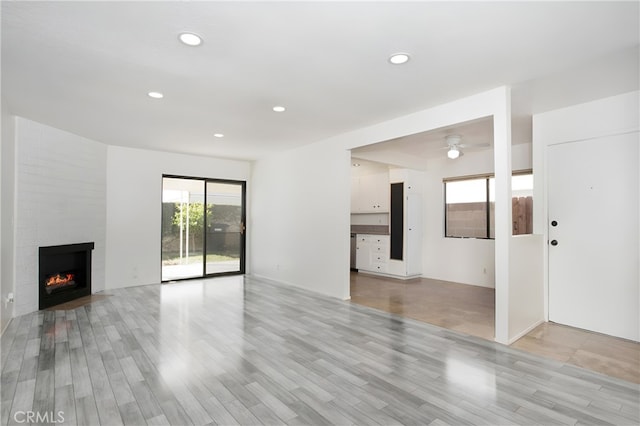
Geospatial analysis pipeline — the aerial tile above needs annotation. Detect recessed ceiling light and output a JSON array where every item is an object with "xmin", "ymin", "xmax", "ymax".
[
  {"xmin": 213, "ymin": 133, "xmax": 224, "ymax": 138},
  {"xmin": 389, "ymin": 53, "xmax": 410, "ymax": 65},
  {"xmin": 273, "ymin": 106, "xmax": 286, "ymax": 112},
  {"xmin": 178, "ymin": 32, "xmax": 203, "ymax": 46},
  {"xmin": 352, "ymin": 163, "xmax": 361, "ymax": 167},
  {"xmin": 148, "ymin": 91, "xmax": 164, "ymax": 99}
]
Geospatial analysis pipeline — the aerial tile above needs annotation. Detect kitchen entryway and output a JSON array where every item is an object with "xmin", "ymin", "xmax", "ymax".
[
  {"xmin": 350, "ymin": 272, "xmax": 494, "ymax": 340},
  {"xmin": 350, "ymin": 272, "xmax": 640, "ymax": 383}
]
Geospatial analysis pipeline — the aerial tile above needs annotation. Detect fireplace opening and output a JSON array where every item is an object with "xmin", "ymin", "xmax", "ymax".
[
  {"xmin": 44, "ymin": 271, "xmax": 77, "ymax": 294},
  {"xmin": 39, "ymin": 242, "xmax": 94, "ymax": 309}
]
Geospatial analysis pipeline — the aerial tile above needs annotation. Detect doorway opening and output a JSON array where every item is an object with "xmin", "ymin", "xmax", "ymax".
[
  {"xmin": 349, "ymin": 116, "xmax": 500, "ymax": 341},
  {"xmin": 161, "ymin": 176, "xmax": 246, "ymax": 281}
]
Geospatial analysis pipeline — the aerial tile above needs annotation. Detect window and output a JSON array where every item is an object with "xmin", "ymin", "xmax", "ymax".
[
  {"xmin": 444, "ymin": 171, "xmax": 532, "ymax": 238},
  {"xmin": 445, "ymin": 178, "xmax": 489, "ymax": 238}
]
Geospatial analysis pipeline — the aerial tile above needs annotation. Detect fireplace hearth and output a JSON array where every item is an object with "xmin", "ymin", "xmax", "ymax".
[{"xmin": 39, "ymin": 242, "xmax": 94, "ymax": 309}]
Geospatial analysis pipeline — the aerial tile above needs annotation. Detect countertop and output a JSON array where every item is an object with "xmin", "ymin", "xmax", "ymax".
[{"xmin": 350, "ymin": 225, "xmax": 389, "ymax": 235}]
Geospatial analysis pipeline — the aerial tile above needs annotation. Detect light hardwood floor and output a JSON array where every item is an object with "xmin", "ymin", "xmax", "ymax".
[
  {"xmin": 350, "ymin": 272, "xmax": 495, "ymax": 340},
  {"xmin": 350, "ymin": 271, "xmax": 640, "ymax": 385},
  {"xmin": 512, "ymin": 322, "xmax": 640, "ymax": 385},
  {"xmin": 2, "ymin": 275, "xmax": 639, "ymax": 425}
]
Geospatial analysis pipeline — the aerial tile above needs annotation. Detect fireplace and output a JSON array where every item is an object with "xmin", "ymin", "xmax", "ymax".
[{"xmin": 39, "ymin": 242, "xmax": 94, "ymax": 309}]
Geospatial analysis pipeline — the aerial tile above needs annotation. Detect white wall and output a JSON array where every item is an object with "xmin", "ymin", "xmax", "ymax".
[
  {"xmin": 13, "ymin": 118, "xmax": 107, "ymax": 316},
  {"xmin": 250, "ymin": 142, "xmax": 352, "ymax": 299},
  {"xmin": 508, "ymin": 234, "xmax": 544, "ymax": 343},
  {"xmin": 1, "ymin": 105, "xmax": 16, "ymax": 332},
  {"xmin": 105, "ymin": 146, "xmax": 251, "ymax": 289},
  {"xmin": 252, "ymin": 86, "xmax": 515, "ymax": 342},
  {"xmin": 533, "ymin": 90, "xmax": 640, "ymax": 320},
  {"xmin": 422, "ymin": 143, "xmax": 532, "ymax": 288}
]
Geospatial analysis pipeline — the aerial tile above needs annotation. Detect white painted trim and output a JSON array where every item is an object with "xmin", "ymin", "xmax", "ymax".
[
  {"xmin": 508, "ymin": 319, "xmax": 544, "ymax": 345},
  {"xmin": 248, "ymin": 273, "xmax": 350, "ymax": 301},
  {"xmin": 0, "ymin": 316, "xmax": 12, "ymax": 337},
  {"xmin": 356, "ymin": 271, "xmax": 421, "ymax": 281},
  {"xmin": 533, "ymin": 91, "xmax": 640, "ymax": 336}
]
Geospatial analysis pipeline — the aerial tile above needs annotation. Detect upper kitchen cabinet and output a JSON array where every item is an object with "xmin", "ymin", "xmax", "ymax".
[{"xmin": 351, "ymin": 172, "xmax": 390, "ymax": 213}]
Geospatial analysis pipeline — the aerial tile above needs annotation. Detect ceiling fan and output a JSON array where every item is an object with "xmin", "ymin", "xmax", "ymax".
[{"xmin": 444, "ymin": 135, "xmax": 489, "ymax": 159}]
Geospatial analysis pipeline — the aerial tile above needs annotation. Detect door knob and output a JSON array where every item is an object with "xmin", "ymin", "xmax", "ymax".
[
  {"xmin": 550, "ymin": 240, "xmax": 558, "ymax": 246},
  {"xmin": 551, "ymin": 220, "xmax": 558, "ymax": 227}
]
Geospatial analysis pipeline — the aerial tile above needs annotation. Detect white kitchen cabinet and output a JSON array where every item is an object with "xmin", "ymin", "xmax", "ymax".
[
  {"xmin": 387, "ymin": 169, "xmax": 423, "ymax": 278},
  {"xmin": 355, "ymin": 235, "xmax": 370, "ymax": 270},
  {"xmin": 353, "ymin": 168, "xmax": 422, "ymax": 279},
  {"xmin": 351, "ymin": 172, "xmax": 389, "ymax": 213},
  {"xmin": 355, "ymin": 234, "xmax": 389, "ymax": 272}
]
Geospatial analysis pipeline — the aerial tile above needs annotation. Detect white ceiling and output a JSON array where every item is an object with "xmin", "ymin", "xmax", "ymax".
[
  {"xmin": 2, "ymin": 2, "xmax": 638, "ymax": 160},
  {"xmin": 353, "ymin": 116, "xmax": 495, "ymax": 164}
]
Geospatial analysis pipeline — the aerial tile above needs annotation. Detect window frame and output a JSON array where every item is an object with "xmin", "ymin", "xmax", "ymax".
[
  {"xmin": 161, "ymin": 174, "xmax": 247, "ymax": 282},
  {"xmin": 443, "ymin": 169, "xmax": 532, "ymax": 239}
]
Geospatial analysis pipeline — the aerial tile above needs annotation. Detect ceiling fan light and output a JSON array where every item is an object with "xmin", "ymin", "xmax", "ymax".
[{"xmin": 447, "ymin": 147, "xmax": 460, "ymax": 159}]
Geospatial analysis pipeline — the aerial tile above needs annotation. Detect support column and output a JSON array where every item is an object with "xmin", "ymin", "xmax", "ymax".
[{"xmin": 493, "ymin": 87, "xmax": 512, "ymax": 344}]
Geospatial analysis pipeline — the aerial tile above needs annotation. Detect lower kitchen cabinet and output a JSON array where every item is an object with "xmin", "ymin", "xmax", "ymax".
[
  {"xmin": 355, "ymin": 234, "xmax": 389, "ymax": 273},
  {"xmin": 354, "ymin": 169, "xmax": 423, "ymax": 279}
]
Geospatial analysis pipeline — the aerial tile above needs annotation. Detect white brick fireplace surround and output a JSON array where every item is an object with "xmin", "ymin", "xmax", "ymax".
[{"xmin": 13, "ymin": 118, "xmax": 106, "ymax": 316}]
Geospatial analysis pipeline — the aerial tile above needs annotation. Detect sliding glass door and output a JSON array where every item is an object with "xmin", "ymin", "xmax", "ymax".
[
  {"xmin": 161, "ymin": 176, "xmax": 245, "ymax": 281},
  {"xmin": 205, "ymin": 181, "xmax": 244, "ymax": 274},
  {"xmin": 161, "ymin": 177, "xmax": 205, "ymax": 281}
]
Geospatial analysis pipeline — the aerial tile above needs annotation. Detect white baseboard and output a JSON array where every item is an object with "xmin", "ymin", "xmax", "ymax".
[
  {"xmin": 1, "ymin": 316, "xmax": 13, "ymax": 337},
  {"xmin": 357, "ymin": 270, "xmax": 421, "ymax": 281},
  {"xmin": 248, "ymin": 273, "xmax": 351, "ymax": 301},
  {"xmin": 508, "ymin": 319, "xmax": 544, "ymax": 345}
]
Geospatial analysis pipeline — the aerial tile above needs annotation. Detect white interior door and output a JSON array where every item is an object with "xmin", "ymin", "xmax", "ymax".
[{"xmin": 548, "ymin": 132, "xmax": 639, "ymax": 341}]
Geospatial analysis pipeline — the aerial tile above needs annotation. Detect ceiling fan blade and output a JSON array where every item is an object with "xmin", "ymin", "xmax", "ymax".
[{"xmin": 459, "ymin": 142, "xmax": 490, "ymax": 148}]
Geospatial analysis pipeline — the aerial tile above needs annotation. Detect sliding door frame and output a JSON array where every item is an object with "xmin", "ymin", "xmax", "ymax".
[{"xmin": 161, "ymin": 174, "xmax": 246, "ymax": 282}]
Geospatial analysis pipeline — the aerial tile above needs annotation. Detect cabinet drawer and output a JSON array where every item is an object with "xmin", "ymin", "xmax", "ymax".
[
  {"xmin": 371, "ymin": 253, "xmax": 388, "ymax": 263},
  {"xmin": 356, "ymin": 234, "xmax": 388, "ymax": 244},
  {"xmin": 371, "ymin": 236, "xmax": 389, "ymax": 245},
  {"xmin": 370, "ymin": 262, "xmax": 388, "ymax": 273},
  {"xmin": 372, "ymin": 244, "xmax": 388, "ymax": 254},
  {"xmin": 356, "ymin": 235, "xmax": 372, "ymax": 243}
]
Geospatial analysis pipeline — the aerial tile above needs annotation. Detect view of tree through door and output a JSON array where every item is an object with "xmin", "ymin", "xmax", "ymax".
[
  {"xmin": 205, "ymin": 181, "xmax": 244, "ymax": 275},
  {"xmin": 162, "ymin": 176, "xmax": 245, "ymax": 281}
]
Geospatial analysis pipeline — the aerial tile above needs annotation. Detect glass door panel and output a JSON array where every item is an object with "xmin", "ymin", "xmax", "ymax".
[
  {"xmin": 205, "ymin": 182, "xmax": 244, "ymax": 275},
  {"xmin": 161, "ymin": 178, "xmax": 205, "ymax": 281}
]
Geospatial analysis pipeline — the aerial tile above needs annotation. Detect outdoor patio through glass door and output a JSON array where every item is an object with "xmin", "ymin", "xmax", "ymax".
[{"xmin": 161, "ymin": 176, "xmax": 246, "ymax": 281}]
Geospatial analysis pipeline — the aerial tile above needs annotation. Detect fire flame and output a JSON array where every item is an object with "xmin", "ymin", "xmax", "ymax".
[{"xmin": 45, "ymin": 273, "xmax": 75, "ymax": 287}]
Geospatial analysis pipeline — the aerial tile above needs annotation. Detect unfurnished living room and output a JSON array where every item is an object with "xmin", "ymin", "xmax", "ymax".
[{"xmin": 1, "ymin": 2, "xmax": 639, "ymax": 425}]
